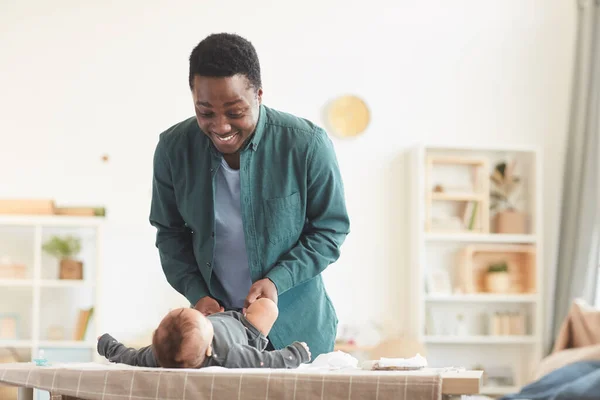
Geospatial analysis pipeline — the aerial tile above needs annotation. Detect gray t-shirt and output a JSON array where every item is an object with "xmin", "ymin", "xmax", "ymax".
[
  {"xmin": 97, "ymin": 311, "xmax": 310, "ymax": 369},
  {"xmin": 211, "ymin": 158, "xmax": 252, "ymax": 309}
]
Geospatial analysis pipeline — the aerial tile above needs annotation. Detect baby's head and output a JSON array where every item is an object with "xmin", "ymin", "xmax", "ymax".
[{"xmin": 152, "ymin": 308, "xmax": 214, "ymax": 368}]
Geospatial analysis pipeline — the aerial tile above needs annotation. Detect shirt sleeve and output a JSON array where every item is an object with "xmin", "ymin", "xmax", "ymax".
[
  {"xmin": 149, "ymin": 136, "xmax": 210, "ymax": 306},
  {"xmin": 218, "ymin": 342, "xmax": 310, "ymax": 369},
  {"xmin": 97, "ymin": 333, "xmax": 159, "ymax": 367},
  {"xmin": 266, "ymin": 128, "xmax": 350, "ymax": 294}
]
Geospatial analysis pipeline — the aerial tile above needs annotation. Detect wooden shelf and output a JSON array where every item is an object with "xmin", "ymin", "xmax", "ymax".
[
  {"xmin": 0, "ymin": 340, "xmax": 33, "ymax": 348},
  {"xmin": 425, "ymin": 233, "xmax": 536, "ymax": 243},
  {"xmin": 0, "ymin": 341, "xmax": 96, "ymax": 349},
  {"xmin": 427, "ymin": 155, "xmax": 488, "ymax": 166},
  {"xmin": 39, "ymin": 280, "xmax": 94, "ymax": 288},
  {"xmin": 0, "ymin": 279, "xmax": 33, "ymax": 287},
  {"xmin": 426, "ymin": 294, "xmax": 537, "ymax": 303},
  {"xmin": 425, "ymin": 153, "xmax": 490, "ymax": 234},
  {"xmin": 0, "ymin": 215, "xmax": 104, "ymax": 227},
  {"xmin": 38, "ymin": 340, "xmax": 96, "ymax": 349},
  {"xmin": 424, "ymin": 335, "xmax": 536, "ymax": 344},
  {"xmin": 481, "ymin": 385, "xmax": 520, "ymax": 395},
  {"xmin": 431, "ymin": 192, "xmax": 485, "ymax": 202},
  {"xmin": 0, "ymin": 280, "xmax": 95, "ymax": 288}
]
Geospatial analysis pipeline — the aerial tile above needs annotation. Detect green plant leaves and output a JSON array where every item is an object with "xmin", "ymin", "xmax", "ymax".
[{"xmin": 41, "ymin": 235, "xmax": 81, "ymax": 259}]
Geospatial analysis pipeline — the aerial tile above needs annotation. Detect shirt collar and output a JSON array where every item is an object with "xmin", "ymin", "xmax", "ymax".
[{"xmin": 247, "ymin": 104, "xmax": 266, "ymax": 151}]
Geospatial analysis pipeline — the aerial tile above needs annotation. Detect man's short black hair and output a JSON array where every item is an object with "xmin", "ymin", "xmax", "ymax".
[{"xmin": 189, "ymin": 33, "xmax": 262, "ymax": 90}]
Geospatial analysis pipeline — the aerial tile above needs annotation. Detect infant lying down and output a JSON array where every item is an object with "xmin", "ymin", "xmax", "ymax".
[{"xmin": 97, "ymin": 298, "xmax": 311, "ymax": 369}]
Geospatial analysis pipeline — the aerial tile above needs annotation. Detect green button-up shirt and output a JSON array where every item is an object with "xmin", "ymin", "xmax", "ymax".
[{"xmin": 149, "ymin": 104, "xmax": 350, "ymax": 358}]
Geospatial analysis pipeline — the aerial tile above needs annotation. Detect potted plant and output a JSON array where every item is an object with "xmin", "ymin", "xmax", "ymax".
[
  {"xmin": 484, "ymin": 262, "xmax": 511, "ymax": 293},
  {"xmin": 490, "ymin": 160, "xmax": 527, "ymax": 233},
  {"xmin": 42, "ymin": 235, "xmax": 83, "ymax": 280}
]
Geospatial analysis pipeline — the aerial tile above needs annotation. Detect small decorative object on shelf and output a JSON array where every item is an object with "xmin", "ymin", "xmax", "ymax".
[
  {"xmin": 0, "ymin": 313, "xmax": 19, "ymax": 339},
  {"xmin": 47, "ymin": 325, "xmax": 65, "ymax": 341},
  {"xmin": 455, "ymin": 313, "xmax": 468, "ymax": 336},
  {"xmin": 484, "ymin": 262, "xmax": 511, "ymax": 293},
  {"xmin": 33, "ymin": 349, "xmax": 49, "ymax": 366},
  {"xmin": 458, "ymin": 244, "xmax": 536, "ymax": 294},
  {"xmin": 426, "ymin": 269, "xmax": 452, "ymax": 294},
  {"xmin": 42, "ymin": 235, "xmax": 83, "ymax": 280},
  {"xmin": 0, "ymin": 256, "xmax": 26, "ymax": 279},
  {"xmin": 489, "ymin": 311, "xmax": 526, "ymax": 335},
  {"xmin": 490, "ymin": 160, "xmax": 527, "ymax": 234}
]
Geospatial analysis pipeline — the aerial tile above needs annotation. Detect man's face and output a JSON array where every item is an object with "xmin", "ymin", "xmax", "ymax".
[{"xmin": 191, "ymin": 74, "xmax": 262, "ymax": 155}]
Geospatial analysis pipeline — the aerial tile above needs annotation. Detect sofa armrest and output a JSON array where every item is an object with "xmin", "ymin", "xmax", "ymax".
[{"xmin": 533, "ymin": 343, "xmax": 600, "ymax": 381}]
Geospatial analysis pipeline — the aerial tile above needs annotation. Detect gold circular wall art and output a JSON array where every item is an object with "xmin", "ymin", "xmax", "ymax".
[{"xmin": 326, "ymin": 95, "xmax": 370, "ymax": 138}]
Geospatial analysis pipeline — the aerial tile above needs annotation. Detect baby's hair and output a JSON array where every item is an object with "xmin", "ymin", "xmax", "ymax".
[{"xmin": 152, "ymin": 309, "xmax": 206, "ymax": 368}]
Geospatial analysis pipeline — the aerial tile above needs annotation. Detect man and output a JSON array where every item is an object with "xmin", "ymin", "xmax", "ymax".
[{"xmin": 149, "ymin": 33, "xmax": 350, "ymax": 359}]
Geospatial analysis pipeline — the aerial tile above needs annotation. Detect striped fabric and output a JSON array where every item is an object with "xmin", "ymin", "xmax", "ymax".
[{"xmin": 1, "ymin": 362, "xmax": 445, "ymax": 400}]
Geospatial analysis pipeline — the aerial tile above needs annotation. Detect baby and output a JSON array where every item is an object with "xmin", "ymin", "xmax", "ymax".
[{"xmin": 97, "ymin": 298, "xmax": 311, "ymax": 369}]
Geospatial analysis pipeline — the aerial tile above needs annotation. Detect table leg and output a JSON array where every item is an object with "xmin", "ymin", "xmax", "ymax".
[{"xmin": 17, "ymin": 387, "xmax": 33, "ymax": 400}]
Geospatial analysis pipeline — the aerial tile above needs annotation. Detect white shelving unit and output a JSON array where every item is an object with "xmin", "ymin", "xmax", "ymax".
[
  {"xmin": 0, "ymin": 215, "xmax": 103, "ymax": 400},
  {"xmin": 407, "ymin": 144, "xmax": 543, "ymax": 397}
]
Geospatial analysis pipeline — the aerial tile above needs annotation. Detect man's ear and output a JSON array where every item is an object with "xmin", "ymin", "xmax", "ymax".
[
  {"xmin": 257, "ymin": 88, "xmax": 263, "ymax": 105},
  {"xmin": 206, "ymin": 344, "xmax": 213, "ymax": 357}
]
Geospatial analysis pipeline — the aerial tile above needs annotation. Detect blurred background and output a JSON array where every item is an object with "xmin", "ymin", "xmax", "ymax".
[{"xmin": 1, "ymin": 1, "xmax": 598, "ymax": 399}]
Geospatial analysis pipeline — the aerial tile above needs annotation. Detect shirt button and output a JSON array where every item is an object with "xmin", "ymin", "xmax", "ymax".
[{"xmin": 206, "ymin": 262, "xmax": 211, "ymax": 268}]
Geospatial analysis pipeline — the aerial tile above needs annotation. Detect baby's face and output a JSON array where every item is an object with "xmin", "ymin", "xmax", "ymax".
[{"xmin": 156, "ymin": 308, "xmax": 215, "ymax": 368}]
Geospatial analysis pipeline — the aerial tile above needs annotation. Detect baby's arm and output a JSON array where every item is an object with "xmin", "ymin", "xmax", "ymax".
[
  {"xmin": 219, "ymin": 342, "xmax": 311, "ymax": 369},
  {"xmin": 97, "ymin": 333, "xmax": 159, "ymax": 367}
]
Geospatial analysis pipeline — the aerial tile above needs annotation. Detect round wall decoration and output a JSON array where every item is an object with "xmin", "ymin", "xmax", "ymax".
[{"xmin": 326, "ymin": 95, "xmax": 370, "ymax": 138}]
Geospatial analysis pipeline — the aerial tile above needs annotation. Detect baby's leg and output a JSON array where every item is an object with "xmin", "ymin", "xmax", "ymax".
[{"xmin": 245, "ymin": 298, "xmax": 279, "ymax": 336}]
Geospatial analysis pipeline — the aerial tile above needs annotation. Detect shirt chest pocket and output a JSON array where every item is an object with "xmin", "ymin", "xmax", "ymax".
[{"xmin": 264, "ymin": 192, "xmax": 303, "ymax": 244}]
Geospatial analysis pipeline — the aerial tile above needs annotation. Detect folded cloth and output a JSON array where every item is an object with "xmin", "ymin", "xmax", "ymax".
[
  {"xmin": 378, "ymin": 353, "xmax": 428, "ymax": 369},
  {"xmin": 297, "ymin": 351, "xmax": 359, "ymax": 370},
  {"xmin": 360, "ymin": 353, "xmax": 429, "ymax": 371}
]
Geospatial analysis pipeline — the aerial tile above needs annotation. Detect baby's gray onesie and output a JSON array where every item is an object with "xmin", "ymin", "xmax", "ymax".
[{"xmin": 97, "ymin": 310, "xmax": 310, "ymax": 368}]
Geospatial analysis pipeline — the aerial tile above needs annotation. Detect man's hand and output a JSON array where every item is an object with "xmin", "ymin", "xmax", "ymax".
[
  {"xmin": 244, "ymin": 279, "xmax": 278, "ymax": 311},
  {"xmin": 194, "ymin": 296, "xmax": 224, "ymax": 316}
]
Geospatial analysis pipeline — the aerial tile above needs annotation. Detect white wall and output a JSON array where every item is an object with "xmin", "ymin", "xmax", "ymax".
[{"xmin": 0, "ymin": 0, "xmax": 576, "ymax": 345}]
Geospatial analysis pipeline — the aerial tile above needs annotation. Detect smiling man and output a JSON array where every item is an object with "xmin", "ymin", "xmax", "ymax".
[{"xmin": 149, "ymin": 33, "xmax": 350, "ymax": 358}]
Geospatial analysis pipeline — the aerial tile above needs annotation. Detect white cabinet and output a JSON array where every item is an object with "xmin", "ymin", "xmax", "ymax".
[
  {"xmin": 0, "ymin": 215, "xmax": 103, "ymax": 399},
  {"xmin": 407, "ymin": 144, "xmax": 543, "ymax": 397}
]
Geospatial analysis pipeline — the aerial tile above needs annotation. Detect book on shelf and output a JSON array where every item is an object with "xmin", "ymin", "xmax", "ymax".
[
  {"xmin": 73, "ymin": 307, "xmax": 94, "ymax": 341},
  {"xmin": 462, "ymin": 201, "xmax": 478, "ymax": 230}
]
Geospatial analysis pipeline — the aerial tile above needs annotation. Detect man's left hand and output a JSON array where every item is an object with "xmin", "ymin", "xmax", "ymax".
[{"xmin": 244, "ymin": 279, "xmax": 278, "ymax": 311}]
